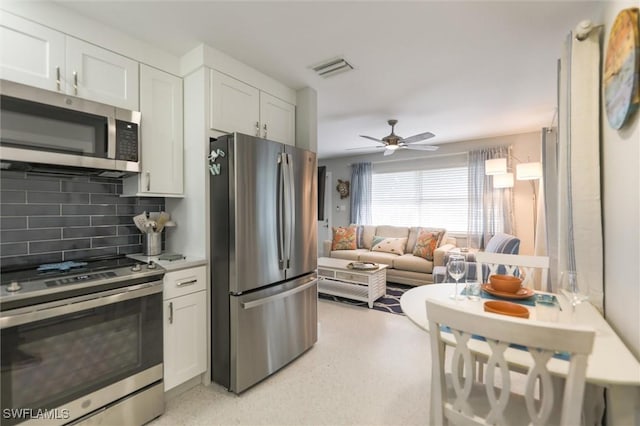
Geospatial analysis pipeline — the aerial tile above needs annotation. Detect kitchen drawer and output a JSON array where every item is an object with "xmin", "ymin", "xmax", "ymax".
[
  {"xmin": 335, "ymin": 271, "xmax": 368, "ymax": 284},
  {"xmin": 163, "ymin": 266, "xmax": 206, "ymax": 300}
]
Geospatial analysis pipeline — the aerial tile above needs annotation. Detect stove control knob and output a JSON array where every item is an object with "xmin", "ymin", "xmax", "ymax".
[
  {"xmin": 147, "ymin": 261, "xmax": 157, "ymax": 269},
  {"xmin": 7, "ymin": 281, "xmax": 22, "ymax": 292},
  {"xmin": 131, "ymin": 264, "xmax": 142, "ymax": 272}
]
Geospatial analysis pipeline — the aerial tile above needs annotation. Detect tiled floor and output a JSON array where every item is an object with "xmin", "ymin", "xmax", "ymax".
[{"xmin": 151, "ymin": 299, "xmax": 431, "ymax": 425}]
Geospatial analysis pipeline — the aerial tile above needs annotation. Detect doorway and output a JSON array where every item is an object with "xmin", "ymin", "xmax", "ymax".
[{"xmin": 317, "ymin": 171, "xmax": 332, "ymax": 256}]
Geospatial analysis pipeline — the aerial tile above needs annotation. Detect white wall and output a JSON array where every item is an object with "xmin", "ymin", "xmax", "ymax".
[
  {"xmin": 601, "ymin": 3, "xmax": 640, "ymax": 359},
  {"xmin": 319, "ymin": 131, "xmax": 541, "ymax": 254}
]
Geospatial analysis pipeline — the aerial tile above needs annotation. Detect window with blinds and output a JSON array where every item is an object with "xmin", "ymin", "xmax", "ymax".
[{"xmin": 371, "ymin": 166, "xmax": 469, "ymax": 233}]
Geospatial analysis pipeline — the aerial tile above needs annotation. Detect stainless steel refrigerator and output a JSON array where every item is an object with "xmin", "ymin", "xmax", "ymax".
[{"xmin": 210, "ymin": 133, "xmax": 318, "ymax": 393}]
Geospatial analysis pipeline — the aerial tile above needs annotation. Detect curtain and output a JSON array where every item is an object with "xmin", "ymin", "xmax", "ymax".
[
  {"xmin": 317, "ymin": 166, "xmax": 326, "ymax": 221},
  {"xmin": 467, "ymin": 146, "xmax": 514, "ymax": 249},
  {"xmin": 538, "ymin": 127, "xmax": 557, "ymax": 292},
  {"xmin": 555, "ymin": 29, "xmax": 603, "ymax": 310},
  {"xmin": 349, "ymin": 162, "xmax": 372, "ymax": 225}
]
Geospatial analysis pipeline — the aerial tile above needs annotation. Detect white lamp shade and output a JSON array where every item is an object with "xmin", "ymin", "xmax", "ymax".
[
  {"xmin": 493, "ymin": 172, "xmax": 514, "ymax": 188},
  {"xmin": 516, "ymin": 162, "xmax": 542, "ymax": 180},
  {"xmin": 485, "ymin": 158, "xmax": 507, "ymax": 175}
]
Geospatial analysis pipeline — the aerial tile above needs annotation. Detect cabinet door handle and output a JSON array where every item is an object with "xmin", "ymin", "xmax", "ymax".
[
  {"xmin": 263, "ymin": 123, "xmax": 268, "ymax": 139},
  {"xmin": 146, "ymin": 171, "xmax": 150, "ymax": 191},
  {"xmin": 168, "ymin": 302, "xmax": 173, "ymax": 324},
  {"xmin": 176, "ymin": 279, "xmax": 197, "ymax": 287},
  {"xmin": 73, "ymin": 71, "xmax": 78, "ymax": 95},
  {"xmin": 255, "ymin": 121, "xmax": 260, "ymax": 137},
  {"xmin": 56, "ymin": 67, "xmax": 61, "ymax": 91}
]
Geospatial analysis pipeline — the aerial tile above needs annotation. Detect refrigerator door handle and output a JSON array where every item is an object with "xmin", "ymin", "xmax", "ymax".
[
  {"xmin": 282, "ymin": 153, "xmax": 293, "ymax": 270},
  {"xmin": 241, "ymin": 279, "xmax": 317, "ymax": 309},
  {"xmin": 286, "ymin": 153, "xmax": 296, "ymax": 269},
  {"xmin": 277, "ymin": 154, "xmax": 285, "ymax": 269}
]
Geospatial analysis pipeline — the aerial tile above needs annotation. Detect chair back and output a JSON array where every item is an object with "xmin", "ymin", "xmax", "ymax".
[
  {"xmin": 426, "ymin": 298, "xmax": 595, "ymax": 426},
  {"xmin": 476, "ymin": 252, "xmax": 550, "ymax": 290}
]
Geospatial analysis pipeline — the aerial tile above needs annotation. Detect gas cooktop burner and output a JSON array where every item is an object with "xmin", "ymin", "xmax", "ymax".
[{"xmin": 0, "ymin": 255, "xmax": 164, "ymax": 311}]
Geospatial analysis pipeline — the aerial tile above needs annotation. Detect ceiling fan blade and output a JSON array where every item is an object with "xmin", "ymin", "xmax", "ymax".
[
  {"xmin": 346, "ymin": 146, "xmax": 386, "ymax": 151},
  {"xmin": 360, "ymin": 135, "xmax": 385, "ymax": 143},
  {"xmin": 401, "ymin": 132, "xmax": 436, "ymax": 144},
  {"xmin": 405, "ymin": 144, "xmax": 439, "ymax": 151},
  {"xmin": 383, "ymin": 148, "xmax": 396, "ymax": 156}
]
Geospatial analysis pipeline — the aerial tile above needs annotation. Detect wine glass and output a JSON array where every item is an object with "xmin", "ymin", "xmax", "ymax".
[
  {"xmin": 560, "ymin": 270, "xmax": 588, "ymax": 312},
  {"xmin": 448, "ymin": 254, "xmax": 467, "ymax": 301}
]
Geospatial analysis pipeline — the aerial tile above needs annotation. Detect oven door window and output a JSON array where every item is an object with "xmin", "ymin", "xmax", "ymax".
[
  {"xmin": 0, "ymin": 293, "xmax": 162, "ymax": 422},
  {"xmin": 0, "ymin": 96, "xmax": 108, "ymax": 158}
]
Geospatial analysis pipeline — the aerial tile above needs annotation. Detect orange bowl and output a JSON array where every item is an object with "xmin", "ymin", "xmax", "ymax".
[
  {"xmin": 489, "ymin": 274, "xmax": 523, "ymax": 293},
  {"xmin": 484, "ymin": 301, "xmax": 529, "ymax": 318}
]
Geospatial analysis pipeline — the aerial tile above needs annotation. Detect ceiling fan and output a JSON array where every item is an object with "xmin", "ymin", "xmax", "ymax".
[{"xmin": 355, "ymin": 119, "xmax": 438, "ymax": 156}]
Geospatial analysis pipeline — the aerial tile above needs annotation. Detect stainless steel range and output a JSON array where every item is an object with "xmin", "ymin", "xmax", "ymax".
[{"xmin": 0, "ymin": 256, "xmax": 165, "ymax": 426}]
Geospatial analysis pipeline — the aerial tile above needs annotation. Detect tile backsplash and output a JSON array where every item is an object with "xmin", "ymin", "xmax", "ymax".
[{"xmin": 0, "ymin": 169, "xmax": 164, "ymax": 270}]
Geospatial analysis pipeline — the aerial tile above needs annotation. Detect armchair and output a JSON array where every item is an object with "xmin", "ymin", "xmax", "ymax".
[{"xmin": 433, "ymin": 233, "xmax": 521, "ymax": 283}]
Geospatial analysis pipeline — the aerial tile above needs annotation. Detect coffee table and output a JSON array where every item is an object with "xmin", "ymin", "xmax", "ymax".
[{"xmin": 317, "ymin": 257, "xmax": 389, "ymax": 308}]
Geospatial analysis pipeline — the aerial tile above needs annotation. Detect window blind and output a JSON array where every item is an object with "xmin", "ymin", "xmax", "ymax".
[{"xmin": 371, "ymin": 166, "xmax": 469, "ymax": 233}]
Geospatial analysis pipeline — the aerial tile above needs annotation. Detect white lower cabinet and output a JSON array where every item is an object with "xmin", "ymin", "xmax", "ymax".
[{"xmin": 163, "ymin": 266, "xmax": 207, "ymax": 391}]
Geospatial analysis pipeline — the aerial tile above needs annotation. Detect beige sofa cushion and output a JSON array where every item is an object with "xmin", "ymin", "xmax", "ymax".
[
  {"xmin": 329, "ymin": 249, "xmax": 368, "ymax": 261},
  {"xmin": 360, "ymin": 225, "xmax": 377, "ymax": 249},
  {"xmin": 375, "ymin": 225, "xmax": 410, "ymax": 238},
  {"xmin": 394, "ymin": 254, "xmax": 434, "ymax": 273},
  {"xmin": 358, "ymin": 251, "xmax": 399, "ymax": 267}
]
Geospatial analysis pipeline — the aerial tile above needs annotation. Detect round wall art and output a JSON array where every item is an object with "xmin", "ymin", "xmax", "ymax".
[{"xmin": 604, "ymin": 8, "xmax": 639, "ymax": 130}]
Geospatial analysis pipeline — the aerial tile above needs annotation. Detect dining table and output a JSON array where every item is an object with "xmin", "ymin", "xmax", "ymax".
[{"xmin": 400, "ymin": 283, "xmax": 640, "ymax": 426}]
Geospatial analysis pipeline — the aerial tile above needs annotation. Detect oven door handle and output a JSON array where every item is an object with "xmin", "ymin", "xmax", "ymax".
[{"xmin": 0, "ymin": 281, "xmax": 162, "ymax": 329}]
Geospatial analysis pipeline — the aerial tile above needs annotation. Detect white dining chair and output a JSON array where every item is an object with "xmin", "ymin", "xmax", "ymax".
[
  {"xmin": 475, "ymin": 252, "xmax": 550, "ymax": 291},
  {"xmin": 425, "ymin": 298, "xmax": 595, "ymax": 426}
]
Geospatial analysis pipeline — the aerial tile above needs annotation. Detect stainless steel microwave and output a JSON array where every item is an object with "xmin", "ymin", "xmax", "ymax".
[{"xmin": 0, "ymin": 80, "xmax": 140, "ymax": 175}]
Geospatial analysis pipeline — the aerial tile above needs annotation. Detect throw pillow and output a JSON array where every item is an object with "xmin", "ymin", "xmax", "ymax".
[
  {"xmin": 413, "ymin": 229, "xmax": 440, "ymax": 261},
  {"xmin": 371, "ymin": 236, "xmax": 407, "ymax": 255},
  {"xmin": 331, "ymin": 226, "xmax": 357, "ymax": 250}
]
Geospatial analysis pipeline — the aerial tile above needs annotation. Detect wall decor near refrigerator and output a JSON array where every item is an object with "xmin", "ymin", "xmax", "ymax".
[{"xmin": 209, "ymin": 134, "xmax": 318, "ymax": 393}]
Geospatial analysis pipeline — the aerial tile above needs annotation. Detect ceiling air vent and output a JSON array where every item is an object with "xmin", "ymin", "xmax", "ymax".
[{"xmin": 310, "ymin": 57, "xmax": 354, "ymax": 78}]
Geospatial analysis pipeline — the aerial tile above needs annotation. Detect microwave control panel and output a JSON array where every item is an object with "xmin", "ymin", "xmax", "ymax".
[{"xmin": 115, "ymin": 120, "xmax": 139, "ymax": 162}]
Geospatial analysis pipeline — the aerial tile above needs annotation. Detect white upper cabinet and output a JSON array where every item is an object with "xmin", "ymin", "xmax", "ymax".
[
  {"xmin": 210, "ymin": 70, "xmax": 260, "ymax": 136},
  {"xmin": 0, "ymin": 12, "xmax": 139, "ymax": 111},
  {"xmin": 210, "ymin": 69, "xmax": 295, "ymax": 145},
  {"xmin": 123, "ymin": 65, "xmax": 183, "ymax": 197},
  {"xmin": 0, "ymin": 12, "xmax": 65, "ymax": 92},
  {"xmin": 66, "ymin": 37, "xmax": 139, "ymax": 111},
  {"xmin": 260, "ymin": 91, "xmax": 295, "ymax": 146}
]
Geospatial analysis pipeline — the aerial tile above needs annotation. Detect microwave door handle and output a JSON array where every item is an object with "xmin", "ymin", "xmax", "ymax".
[{"xmin": 107, "ymin": 116, "xmax": 116, "ymax": 159}]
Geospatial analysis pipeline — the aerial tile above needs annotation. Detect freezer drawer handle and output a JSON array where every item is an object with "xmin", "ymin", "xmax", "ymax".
[
  {"xmin": 241, "ymin": 279, "xmax": 317, "ymax": 310},
  {"xmin": 176, "ymin": 278, "xmax": 197, "ymax": 287}
]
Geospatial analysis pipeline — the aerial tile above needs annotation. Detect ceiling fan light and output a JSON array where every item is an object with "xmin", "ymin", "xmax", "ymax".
[{"xmin": 387, "ymin": 145, "xmax": 399, "ymax": 150}]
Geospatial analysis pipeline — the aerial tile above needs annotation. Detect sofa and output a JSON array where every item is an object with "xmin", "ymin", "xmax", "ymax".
[{"xmin": 323, "ymin": 225, "xmax": 457, "ymax": 286}]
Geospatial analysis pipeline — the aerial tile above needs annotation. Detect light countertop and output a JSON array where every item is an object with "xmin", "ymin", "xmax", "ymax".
[{"xmin": 127, "ymin": 253, "xmax": 207, "ymax": 272}]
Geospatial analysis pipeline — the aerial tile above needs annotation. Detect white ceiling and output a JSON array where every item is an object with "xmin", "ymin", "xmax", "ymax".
[{"xmin": 55, "ymin": 1, "xmax": 604, "ymax": 158}]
